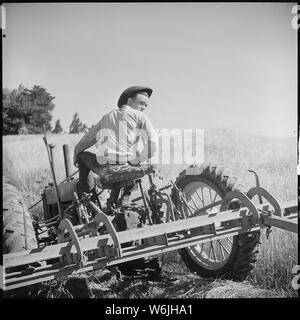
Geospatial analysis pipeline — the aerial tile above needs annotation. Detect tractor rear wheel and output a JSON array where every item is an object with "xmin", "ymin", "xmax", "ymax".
[
  {"xmin": 171, "ymin": 163, "xmax": 261, "ymax": 281},
  {"xmin": 3, "ymin": 181, "xmax": 38, "ymax": 254}
]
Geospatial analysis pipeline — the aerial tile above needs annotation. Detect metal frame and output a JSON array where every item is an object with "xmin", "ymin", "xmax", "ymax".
[
  {"xmin": 2, "ymin": 192, "xmax": 297, "ymax": 291},
  {"xmin": 3, "ymin": 139, "xmax": 297, "ymax": 292}
]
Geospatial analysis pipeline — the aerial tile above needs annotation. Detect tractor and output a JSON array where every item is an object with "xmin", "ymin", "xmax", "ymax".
[{"xmin": 2, "ymin": 132, "xmax": 298, "ymax": 291}]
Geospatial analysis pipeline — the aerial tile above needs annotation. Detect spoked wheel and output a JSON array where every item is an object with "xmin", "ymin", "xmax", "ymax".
[
  {"xmin": 181, "ymin": 180, "xmax": 234, "ymax": 271},
  {"xmin": 171, "ymin": 164, "xmax": 261, "ymax": 281}
]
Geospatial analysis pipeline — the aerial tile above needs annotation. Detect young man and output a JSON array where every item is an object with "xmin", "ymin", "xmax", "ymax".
[{"xmin": 73, "ymin": 86, "xmax": 158, "ymax": 205}]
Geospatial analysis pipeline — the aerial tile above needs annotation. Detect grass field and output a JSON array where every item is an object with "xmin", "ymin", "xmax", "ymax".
[{"xmin": 2, "ymin": 129, "xmax": 298, "ymax": 297}]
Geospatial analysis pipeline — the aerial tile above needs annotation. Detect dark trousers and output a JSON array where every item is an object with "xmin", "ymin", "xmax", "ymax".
[
  {"xmin": 77, "ymin": 151, "xmax": 102, "ymax": 197},
  {"xmin": 77, "ymin": 151, "xmax": 135, "ymax": 203}
]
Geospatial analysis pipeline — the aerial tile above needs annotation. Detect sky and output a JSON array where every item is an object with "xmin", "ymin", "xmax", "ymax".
[{"xmin": 2, "ymin": 3, "xmax": 298, "ymax": 137}]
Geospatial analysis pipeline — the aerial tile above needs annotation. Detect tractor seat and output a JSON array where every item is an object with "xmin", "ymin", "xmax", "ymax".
[{"xmin": 96, "ymin": 163, "xmax": 156, "ymax": 189}]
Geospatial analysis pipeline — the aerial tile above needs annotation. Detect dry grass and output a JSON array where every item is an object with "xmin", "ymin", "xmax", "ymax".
[
  {"xmin": 2, "ymin": 129, "xmax": 298, "ymax": 298},
  {"xmin": 5, "ymin": 263, "xmax": 287, "ymax": 299}
]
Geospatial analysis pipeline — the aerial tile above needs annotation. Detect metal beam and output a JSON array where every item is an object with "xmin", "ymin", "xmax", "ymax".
[
  {"xmin": 2, "ymin": 199, "xmax": 298, "ymax": 291},
  {"xmin": 261, "ymin": 214, "xmax": 298, "ymax": 233}
]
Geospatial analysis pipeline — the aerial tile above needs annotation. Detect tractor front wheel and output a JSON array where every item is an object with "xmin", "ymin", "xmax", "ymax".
[{"xmin": 3, "ymin": 181, "xmax": 38, "ymax": 254}]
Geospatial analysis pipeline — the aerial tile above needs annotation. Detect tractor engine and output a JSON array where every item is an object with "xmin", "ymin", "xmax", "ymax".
[
  {"xmin": 41, "ymin": 178, "xmax": 149, "ymax": 241},
  {"xmin": 42, "ymin": 179, "xmax": 78, "ymax": 221},
  {"xmin": 39, "ymin": 179, "xmax": 79, "ymax": 245}
]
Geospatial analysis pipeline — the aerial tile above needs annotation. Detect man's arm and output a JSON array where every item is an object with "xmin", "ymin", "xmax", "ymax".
[{"xmin": 73, "ymin": 121, "xmax": 102, "ymax": 165}]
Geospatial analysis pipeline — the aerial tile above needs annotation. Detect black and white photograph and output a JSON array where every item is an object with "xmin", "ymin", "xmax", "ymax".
[{"xmin": 1, "ymin": 2, "xmax": 299, "ymax": 303}]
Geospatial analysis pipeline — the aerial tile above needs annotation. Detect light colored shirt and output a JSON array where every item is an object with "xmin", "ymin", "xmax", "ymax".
[{"xmin": 74, "ymin": 105, "xmax": 158, "ymax": 165}]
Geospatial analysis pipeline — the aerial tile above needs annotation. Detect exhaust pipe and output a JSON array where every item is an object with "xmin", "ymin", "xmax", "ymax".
[{"xmin": 63, "ymin": 144, "xmax": 72, "ymax": 181}]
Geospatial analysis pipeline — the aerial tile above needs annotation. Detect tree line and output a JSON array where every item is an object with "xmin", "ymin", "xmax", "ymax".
[{"xmin": 3, "ymin": 84, "xmax": 89, "ymax": 135}]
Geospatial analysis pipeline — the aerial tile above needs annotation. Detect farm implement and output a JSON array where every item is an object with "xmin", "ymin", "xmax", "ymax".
[{"xmin": 2, "ymin": 133, "xmax": 298, "ymax": 292}]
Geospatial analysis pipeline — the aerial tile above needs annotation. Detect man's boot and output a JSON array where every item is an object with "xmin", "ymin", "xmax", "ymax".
[
  {"xmin": 106, "ymin": 186, "xmax": 121, "ymax": 211},
  {"xmin": 119, "ymin": 183, "xmax": 136, "ymax": 206}
]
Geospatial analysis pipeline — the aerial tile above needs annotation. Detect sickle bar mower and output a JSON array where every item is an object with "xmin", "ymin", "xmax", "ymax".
[
  {"xmin": 2, "ymin": 186, "xmax": 297, "ymax": 291},
  {"xmin": 1, "ymin": 140, "xmax": 298, "ymax": 292}
]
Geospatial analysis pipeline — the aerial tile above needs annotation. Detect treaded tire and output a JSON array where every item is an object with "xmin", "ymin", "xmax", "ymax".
[
  {"xmin": 171, "ymin": 163, "xmax": 261, "ymax": 281},
  {"xmin": 3, "ymin": 182, "xmax": 38, "ymax": 254}
]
